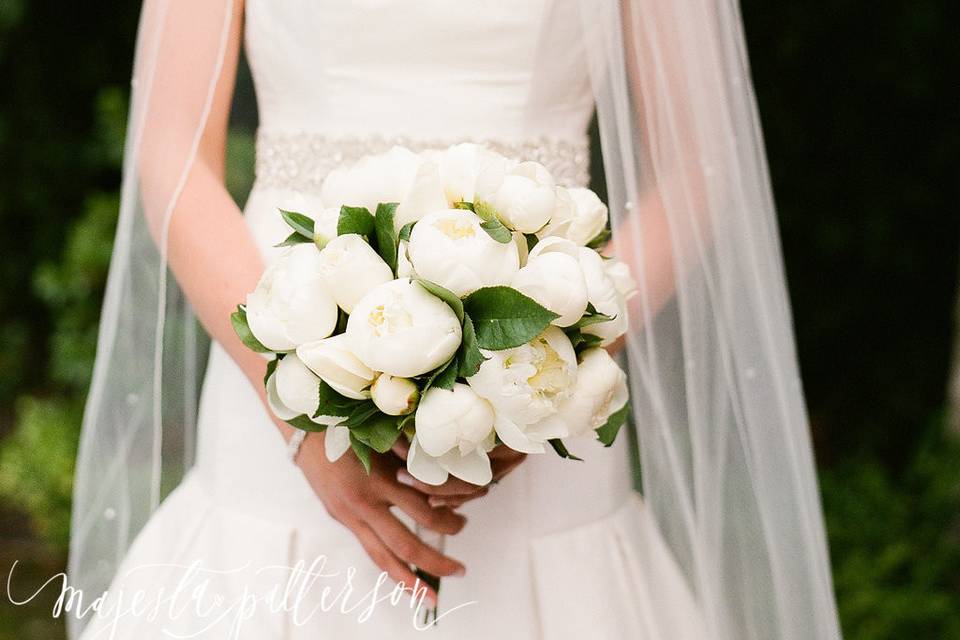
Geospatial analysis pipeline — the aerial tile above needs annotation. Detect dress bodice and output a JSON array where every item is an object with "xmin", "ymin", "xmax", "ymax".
[{"xmin": 245, "ymin": 0, "xmax": 594, "ymax": 142}]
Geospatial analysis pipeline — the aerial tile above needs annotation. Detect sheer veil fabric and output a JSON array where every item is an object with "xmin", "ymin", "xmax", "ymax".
[
  {"xmin": 69, "ymin": 1, "xmax": 842, "ymax": 638},
  {"xmin": 580, "ymin": 1, "xmax": 841, "ymax": 637}
]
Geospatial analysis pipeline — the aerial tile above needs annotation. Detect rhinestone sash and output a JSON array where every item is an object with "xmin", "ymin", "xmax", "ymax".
[{"xmin": 254, "ymin": 130, "xmax": 591, "ymax": 195}]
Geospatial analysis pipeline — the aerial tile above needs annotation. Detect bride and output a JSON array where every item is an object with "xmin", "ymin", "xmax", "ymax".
[{"xmin": 68, "ymin": 0, "xmax": 842, "ymax": 638}]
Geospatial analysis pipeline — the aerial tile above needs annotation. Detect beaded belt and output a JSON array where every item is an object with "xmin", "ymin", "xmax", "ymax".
[{"xmin": 254, "ymin": 130, "xmax": 592, "ymax": 194}]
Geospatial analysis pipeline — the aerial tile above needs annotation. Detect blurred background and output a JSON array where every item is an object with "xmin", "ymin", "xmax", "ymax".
[{"xmin": 0, "ymin": 1, "xmax": 957, "ymax": 638}]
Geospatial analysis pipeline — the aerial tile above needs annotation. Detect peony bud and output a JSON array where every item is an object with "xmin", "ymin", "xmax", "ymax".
[
  {"xmin": 538, "ymin": 187, "xmax": 609, "ymax": 246},
  {"xmin": 511, "ymin": 237, "xmax": 588, "ymax": 327},
  {"xmin": 479, "ymin": 161, "xmax": 557, "ymax": 234},
  {"xmin": 370, "ymin": 374, "xmax": 419, "ymax": 416},
  {"xmin": 578, "ymin": 248, "xmax": 636, "ymax": 345}
]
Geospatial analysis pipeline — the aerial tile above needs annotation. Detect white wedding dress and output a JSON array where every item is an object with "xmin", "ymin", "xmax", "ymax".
[{"xmin": 79, "ymin": 1, "xmax": 704, "ymax": 638}]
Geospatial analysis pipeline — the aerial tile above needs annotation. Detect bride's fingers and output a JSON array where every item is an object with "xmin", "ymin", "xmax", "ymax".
[
  {"xmin": 491, "ymin": 452, "xmax": 526, "ymax": 481},
  {"xmin": 396, "ymin": 469, "xmax": 489, "ymax": 498},
  {"xmin": 335, "ymin": 503, "xmax": 437, "ymax": 605},
  {"xmin": 425, "ymin": 453, "xmax": 526, "ymax": 508},
  {"xmin": 363, "ymin": 505, "xmax": 466, "ymax": 578},
  {"xmin": 391, "ymin": 439, "xmax": 410, "ymax": 461},
  {"xmin": 386, "ymin": 484, "xmax": 468, "ymax": 535},
  {"xmin": 488, "ymin": 445, "xmax": 524, "ymax": 460},
  {"xmin": 427, "ymin": 495, "xmax": 472, "ymax": 509}
]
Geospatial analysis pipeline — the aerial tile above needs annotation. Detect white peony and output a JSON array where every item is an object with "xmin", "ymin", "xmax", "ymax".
[
  {"xmin": 345, "ymin": 278, "xmax": 462, "ymax": 377},
  {"xmin": 467, "ymin": 326, "xmax": 577, "ymax": 453},
  {"xmin": 396, "ymin": 239, "xmax": 416, "ymax": 278},
  {"xmin": 270, "ymin": 354, "xmax": 353, "ymax": 462},
  {"xmin": 316, "ymin": 234, "xmax": 394, "ymax": 313},
  {"xmin": 437, "ymin": 143, "xmax": 513, "ymax": 205},
  {"xmin": 323, "ymin": 425, "xmax": 352, "ymax": 463},
  {"xmin": 393, "ymin": 160, "xmax": 450, "ymax": 232},
  {"xmin": 320, "ymin": 146, "xmax": 423, "ymax": 215},
  {"xmin": 370, "ymin": 374, "xmax": 419, "ymax": 416},
  {"xmin": 406, "ymin": 383, "xmax": 496, "ymax": 486},
  {"xmin": 511, "ymin": 237, "xmax": 588, "ymax": 327},
  {"xmin": 604, "ymin": 258, "xmax": 638, "ymax": 301},
  {"xmin": 407, "ymin": 209, "xmax": 520, "ymax": 296},
  {"xmin": 513, "ymin": 231, "xmax": 530, "ymax": 267},
  {"xmin": 539, "ymin": 187, "xmax": 609, "ymax": 246},
  {"xmin": 271, "ymin": 353, "xmax": 343, "ymax": 425},
  {"xmin": 578, "ymin": 248, "xmax": 638, "ymax": 346},
  {"xmin": 479, "ymin": 161, "xmax": 557, "ymax": 234},
  {"xmin": 556, "ymin": 348, "xmax": 629, "ymax": 438},
  {"xmin": 245, "ymin": 244, "xmax": 339, "ymax": 352},
  {"xmin": 311, "ymin": 206, "xmax": 341, "ymax": 248},
  {"xmin": 265, "ymin": 369, "xmax": 299, "ymax": 421},
  {"xmin": 296, "ymin": 334, "xmax": 375, "ymax": 400}
]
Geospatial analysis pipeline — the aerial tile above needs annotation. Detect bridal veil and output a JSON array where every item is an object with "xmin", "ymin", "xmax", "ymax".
[{"xmin": 69, "ymin": 1, "xmax": 842, "ymax": 638}]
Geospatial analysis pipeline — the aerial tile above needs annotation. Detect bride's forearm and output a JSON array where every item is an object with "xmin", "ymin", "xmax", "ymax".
[
  {"xmin": 162, "ymin": 158, "xmax": 293, "ymax": 441},
  {"xmin": 131, "ymin": 0, "xmax": 286, "ymax": 433},
  {"xmin": 608, "ymin": 186, "xmax": 678, "ymax": 326}
]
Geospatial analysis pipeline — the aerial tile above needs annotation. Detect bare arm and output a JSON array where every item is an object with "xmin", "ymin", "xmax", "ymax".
[
  {"xmin": 135, "ymin": 0, "xmax": 467, "ymax": 600},
  {"xmin": 138, "ymin": 0, "xmax": 269, "ymax": 406},
  {"xmin": 605, "ymin": 1, "xmax": 719, "ymax": 327}
]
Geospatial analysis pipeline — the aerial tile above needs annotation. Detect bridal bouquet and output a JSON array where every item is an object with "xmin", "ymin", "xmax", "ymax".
[{"xmin": 232, "ymin": 142, "xmax": 636, "ymax": 485}]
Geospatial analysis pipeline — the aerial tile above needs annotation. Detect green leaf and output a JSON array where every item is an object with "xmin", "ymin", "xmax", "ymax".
[
  {"xmin": 415, "ymin": 279, "xmax": 464, "ymax": 323},
  {"xmin": 286, "ymin": 414, "xmax": 328, "ymax": 432},
  {"xmin": 452, "ymin": 201, "xmax": 475, "ymax": 212},
  {"xmin": 374, "ymin": 202, "xmax": 399, "ymax": 272},
  {"xmin": 350, "ymin": 434, "xmax": 373, "ymax": 474},
  {"xmin": 432, "ymin": 356, "xmax": 459, "ymax": 390},
  {"xmin": 279, "ymin": 209, "xmax": 315, "ymax": 239},
  {"xmin": 274, "ymin": 231, "xmax": 311, "ymax": 248},
  {"xmin": 398, "ymin": 412, "xmax": 417, "ymax": 438},
  {"xmin": 480, "ymin": 219, "xmax": 513, "ymax": 243},
  {"xmin": 335, "ymin": 308, "xmax": 349, "ymax": 335},
  {"xmin": 565, "ymin": 328, "xmax": 604, "ymax": 354},
  {"xmin": 263, "ymin": 357, "xmax": 278, "ymax": 387},
  {"xmin": 463, "ymin": 286, "xmax": 559, "ymax": 350},
  {"xmin": 457, "ymin": 314, "xmax": 486, "ymax": 378},
  {"xmin": 230, "ymin": 305, "xmax": 272, "ymax": 353},
  {"xmin": 423, "ymin": 356, "xmax": 457, "ymax": 391},
  {"xmin": 586, "ymin": 227, "xmax": 612, "ymax": 250},
  {"xmin": 596, "ymin": 404, "xmax": 630, "ymax": 447},
  {"xmin": 581, "ymin": 332, "xmax": 604, "ymax": 346},
  {"xmin": 338, "ymin": 205, "xmax": 376, "ymax": 237},
  {"xmin": 315, "ymin": 380, "xmax": 365, "ymax": 418},
  {"xmin": 474, "ymin": 200, "xmax": 513, "ymax": 244},
  {"xmin": 350, "ymin": 413, "xmax": 401, "ymax": 453},
  {"xmin": 398, "ymin": 221, "xmax": 416, "ymax": 242},
  {"xmin": 473, "ymin": 200, "xmax": 498, "ymax": 222},
  {"xmin": 571, "ymin": 310, "xmax": 616, "ymax": 330},
  {"xmin": 548, "ymin": 438, "xmax": 583, "ymax": 461},
  {"xmin": 524, "ymin": 233, "xmax": 539, "ymax": 252},
  {"xmin": 337, "ymin": 401, "xmax": 381, "ymax": 427}
]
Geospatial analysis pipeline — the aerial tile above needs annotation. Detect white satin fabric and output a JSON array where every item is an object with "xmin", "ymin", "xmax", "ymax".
[{"xmin": 78, "ymin": 1, "xmax": 703, "ymax": 637}]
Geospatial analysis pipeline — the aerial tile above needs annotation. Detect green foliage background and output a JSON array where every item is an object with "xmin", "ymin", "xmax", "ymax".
[{"xmin": 0, "ymin": 1, "xmax": 957, "ymax": 638}]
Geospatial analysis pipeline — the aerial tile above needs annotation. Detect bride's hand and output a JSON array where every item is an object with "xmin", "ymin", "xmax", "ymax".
[
  {"xmin": 293, "ymin": 428, "xmax": 468, "ymax": 604},
  {"xmin": 391, "ymin": 440, "xmax": 526, "ymax": 509}
]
